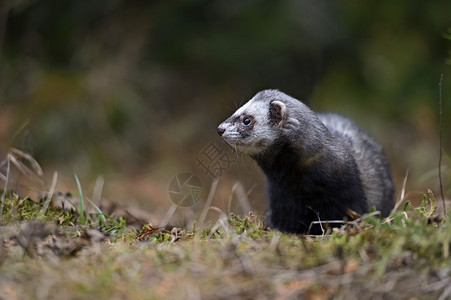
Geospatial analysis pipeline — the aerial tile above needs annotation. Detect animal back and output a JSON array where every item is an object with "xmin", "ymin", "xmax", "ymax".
[{"xmin": 316, "ymin": 113, "xmax": 394, "ymax": 216}]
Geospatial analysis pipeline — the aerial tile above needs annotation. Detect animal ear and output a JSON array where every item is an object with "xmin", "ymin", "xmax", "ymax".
[{"xmin": 269, "ymin": 100, "xmax": 287, "ymax": 127}]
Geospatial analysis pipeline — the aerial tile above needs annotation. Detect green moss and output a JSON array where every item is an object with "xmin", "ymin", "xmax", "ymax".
[{"xmin": 2, "ymin": 191, "xmax": 451, "ymax": 299}]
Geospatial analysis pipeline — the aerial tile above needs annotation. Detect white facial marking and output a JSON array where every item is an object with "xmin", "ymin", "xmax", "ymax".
[
  {"xmin": 219, "ymin": 98, "xmax": 280, "ymax": 155},
  {"xmin": 233, "ymin": 100, "xmax": 252, "ymax": 117}
]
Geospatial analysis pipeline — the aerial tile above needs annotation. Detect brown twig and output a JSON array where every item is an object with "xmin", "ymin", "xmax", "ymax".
[{"xmin": 438, "ymin": 74, "xmax": 446, "ymax": 216}]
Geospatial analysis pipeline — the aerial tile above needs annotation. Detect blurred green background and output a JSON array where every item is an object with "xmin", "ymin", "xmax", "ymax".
[{"xmin": 1, "ymin": 0, "xmax": 450, "ymax": 216}]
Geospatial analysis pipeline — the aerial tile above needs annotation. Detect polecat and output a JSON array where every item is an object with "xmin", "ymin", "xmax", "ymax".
[{"xmin": 217, "ymin": 90, "xmax": 394, "ymax": 234}]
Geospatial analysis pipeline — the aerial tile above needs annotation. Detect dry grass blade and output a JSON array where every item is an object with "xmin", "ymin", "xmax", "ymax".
[
  {"xmin": 269, "ymin": 230, "xmax": 281, "ymax": 252},
  {"xmin": 391, "ymin": 169, "xmax": 409, "ymax": 215},
  {"xmin": 92, "ymin": 176, "xmax": 105, "ymax": 207},
  {"xmin": 206, "ymin": 216, "xmax": 229, "ymax": 239},
  {"xmin": 0, "ymin": 148, "xmax": 44, "ymax": 185},
  {"xmin": 198, "ymin": 178, "xmax": 219, "ymax": 227},
  {"xmin": 9, "ymin": 147, "xmax": 44, "ymax": 177},
  {"xmin": 228, "ymin": 182, "xmax": 252, "ymax": 215},
  {"xmin": 439, "ymin": 284, "xmax": 451, "ymax": 300},
  {"xmin": 40, "ymin": 171, "xmax": 58, "ymax": 215},
  {"xmin": 86, "ymin": 176, "xmax": 107, "ymax": 223},
  {"xmin": 0, "ymin": 156, "xmax": 10, "ymax": 225},
  {"xmin": 207, "ymin": 206, "xmax": 228, "ymax": 220},
  {"xmin": 159, "ymin": 203, "xmax": 178, "ymax": 228}
]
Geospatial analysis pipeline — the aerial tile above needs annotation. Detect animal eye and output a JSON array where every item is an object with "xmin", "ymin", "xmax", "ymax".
[{"xmin": 242, "ymin": 117, "xmax": 252, "ymax": 126}]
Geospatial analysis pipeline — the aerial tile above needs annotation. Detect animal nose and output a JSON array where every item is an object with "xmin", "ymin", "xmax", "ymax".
[{"xmin": 217, "ymin": 126, "xmax": 226, "ymax": 136}]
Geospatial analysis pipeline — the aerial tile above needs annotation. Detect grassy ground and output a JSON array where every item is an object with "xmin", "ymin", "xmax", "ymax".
[{"xmin": 1, "ymin": 191, "xmax": 451, "ymax": 300}]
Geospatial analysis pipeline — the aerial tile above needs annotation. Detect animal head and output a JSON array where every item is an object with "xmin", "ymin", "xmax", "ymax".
[{"xmin": 217, "ymin": 90, "xmax": 306, "ymax": 155}]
